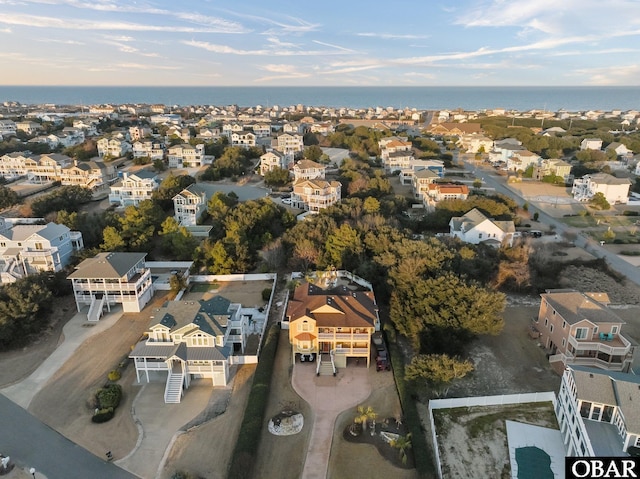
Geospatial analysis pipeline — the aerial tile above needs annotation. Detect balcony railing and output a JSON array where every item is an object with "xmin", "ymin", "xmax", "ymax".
[
  {"xmin": 552, "ymin": 351, "xmax": 629, "ymax": 371},
  {"xmin": 317, "ymin": 332, "xmax": 370, "ymax": 341},
  {"xmin": 133, "ymin": 359, "xmax": 169, "ymax": 370},
  {"xmin": 568, "ymin": 334, "xmax": 631, "ymax": 356},
  {"xmin": 335, "ymin": 347, "xmax": 369, "ymax": 356}
]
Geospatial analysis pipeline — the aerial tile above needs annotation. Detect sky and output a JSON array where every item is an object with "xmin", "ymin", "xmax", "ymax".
[{"xmin": 1, "ymin": 0, "xmax": 640, "ymax": 87}]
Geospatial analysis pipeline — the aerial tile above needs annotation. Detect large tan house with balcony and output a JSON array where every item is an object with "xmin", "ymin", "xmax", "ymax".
[
  {"xmin": 291, "ymin": 178, "xmax": 341, "ymax": 212},
  {"xmin": 286, "ymin": 280, "xmax": 380, "ymax": 370},
  {"xmin": 68, "ymin": 252, "xmax": 154, "ymax": 320},
  {"xmin": 536, "ymin": 289, "xmax": 635, "ymax": 374}
]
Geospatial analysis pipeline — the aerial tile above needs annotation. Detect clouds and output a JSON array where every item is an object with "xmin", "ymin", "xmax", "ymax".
[{"xmin": 0, "ymin": 0, "xmax": 638, "ymax": 86}]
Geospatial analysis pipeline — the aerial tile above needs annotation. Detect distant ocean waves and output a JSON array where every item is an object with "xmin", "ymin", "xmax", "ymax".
[{"xmin": 1, "ymin": 86, "xmax": 639, "ymax": 111}]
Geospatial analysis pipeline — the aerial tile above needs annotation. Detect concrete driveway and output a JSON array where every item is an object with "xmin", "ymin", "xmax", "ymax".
[{"xmin": 292, "ymin": 362, "xmax": 372, "ymax": 479}]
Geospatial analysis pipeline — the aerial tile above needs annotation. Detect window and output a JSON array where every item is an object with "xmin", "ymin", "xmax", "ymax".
[
  {"xmin": 301, "ymin": 321, "xmax": 310, "ymax": 332},
  {"xmin": 593, "ymin": 326, "xmax": 598, "ymax": 334},
  {"xmin": 478, "ymin": 233, "xmax": 483, "ymax": 239},
  {"xmin": 562, "ymin": 321, "xmax": 567, "ymax": 329},
  {"xmin": 612, "ymin": 326, "xmax": 619, "ymax": 334},
  {"xmin": 550, "ymin": 325, "xmax": 554, "ymax": 333},
  {"xmin": 576, "ymin": 327, "xmax": 588, "ymax": 339},
  {"xmin": 35, "ymin": 242, "xmax": 43, "ymax": 250},
  {"xmin": 544, "ymin": 318, "xmax": 548, "ymax": 327},
  {"xmin": 562, "ymin": 338, "xmax": 566, "ymax": 347}
]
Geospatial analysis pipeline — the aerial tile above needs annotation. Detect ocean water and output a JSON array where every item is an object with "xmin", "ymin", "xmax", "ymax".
[{"xmin": 1, "ymin": 86, "xmax": 639, "ymax": 112}]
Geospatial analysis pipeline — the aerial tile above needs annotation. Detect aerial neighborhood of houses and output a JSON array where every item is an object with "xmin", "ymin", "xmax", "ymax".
[{"xmin": 2, "ymin": 100, "xmax": 640, "ymax": 478}]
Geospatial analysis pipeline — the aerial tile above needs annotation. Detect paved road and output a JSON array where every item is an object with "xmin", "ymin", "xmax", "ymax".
[
  {"xmin": 0, "ymin": 394, "xmax": 138, "ymax": 479},
  {"xmin": 464, "ymin": 161, "xmax": 640, "ymax": 287}
]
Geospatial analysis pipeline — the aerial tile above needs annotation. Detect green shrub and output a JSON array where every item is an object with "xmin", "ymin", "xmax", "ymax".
[
  {"xmin": 92, "ymin": 407, "xmax": 114, "ymax": 423},
  {"xmin": 623, "ymin": 211, "xmax": 640, "ymax": 216},
  {"xmin": 228, "ymin": 324, "xmax": 279, "ymax": 479},
  {"xmin": 107, "ymin": 369, "xmax": 121, "ymax": 382},
  {"xmin": 96, "ymin": 383, "xmax": 122, "ymax": 409},
  {"xmin": 261, "ymin": 288, "xmax": 272, "ymax": 302}
]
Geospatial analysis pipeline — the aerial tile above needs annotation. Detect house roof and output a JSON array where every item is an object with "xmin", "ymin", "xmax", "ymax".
[
  {"xmin": 429, "ymin": 184, "xmax": 469, "ymax": 194},
  {"xmin": 129, "ymin": 341, "xmax": 228, "ymax": 361},
  {"xmin": 0, "ymin": 222, "xmax": 69, "ymax": 242},
  {"xmin": 152, "ymin": 297, "xmax": 230, "ymax": 337},
  {"xmin": 570, "ymin": 366, "xmax": 640, "ymax": 435},
  {"xmin": 540, "ymin": 290, "xmax": 624, "ymax": 325},
  {"xmin": 68, "ymin": 252, "xmax": 146, "ymax": 279},
  {"xmin": 414, "ymin": 169, "xmax": 439, "ymax": 179},
  {"xmin": 294, "ymin": 178, "xmax": 341, "ymax": 189},
  {"xmin": 295, "ymin": 159, "xmax": 325, "ymax": 170},
  {"xmin": 449, "ymin": 208, "xmax": 515, "ymax": 234},
  {"xmin": 286, "ymin": 282, "xmax": 378, "ymax": 329},
  {"xmin": 585, "ymin": 173, "xmax": 632, "ymax": 186}
]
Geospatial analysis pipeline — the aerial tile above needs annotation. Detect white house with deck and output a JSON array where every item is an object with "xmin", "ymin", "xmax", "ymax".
[
  {"xmin": 109, "ymin": 169, "xmax": 160, "ymax": 207},
  {"xmin": 449, "ymin": 208, "xmax": 516, "ymax": 246},
  {"xmin": 555, "ymin": 365, "xmax": 640, "ymax": 456},
  {"xmin": 129, "ymin": 299, "xmax": 233, "ymax": 403},
  {"xmin": 571, "ymin": 173, "xmax": 631, "ymax": 204},
  {"xmin": 68, "ymin": 252, "xmax": 153, "ymax": 319},
  {"xmin": 0, "ymin": 219, "xmax": 83, "ymax": 283}
]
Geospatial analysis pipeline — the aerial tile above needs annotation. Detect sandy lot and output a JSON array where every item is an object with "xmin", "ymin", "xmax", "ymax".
[
  {"xmin": 159, "ymin": 364, "xmax": 256, "ymax": 479},
  {"xmin": 433, "ymin": 402, "xmax": 558, "ymax": 479}
]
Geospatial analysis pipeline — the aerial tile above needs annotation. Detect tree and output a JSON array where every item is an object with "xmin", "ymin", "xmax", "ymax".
[
  {"xmin": 304, "ymin": 145, "xmax": 323, "ymax": 161},
  {"xmin": 590, "ymin": 192, "xmax": 610, "ymax": 210},
  {"xmin": 390, "ymin": 434, "xmax": 412, "ymax": 465},
  {"xmin": 159, "ymin": 217, "xmax": 199, "ymax": 260},
  {"xmin": 153, "ymin": 174, "xmax": 195, "ymax": 210},
  {"xmin": 353, "ymin": 406, "xmax": 377, "ymax": 432},
  {"xmin": 473, "ymin": 178, "xmax": 483, "ymax": 189},
  {"xmin": 0, "ymin": 274, "xmax": 54, "ymax": 348},
  {"xmin": 0, "ymin": 185, "xmax": 20, "ymax": 209},
  {"xmin": 264, "ymin": 167, "xmax": 291, "ymax": 187},
  {"xmin": 169, "ymin": 272, "xmax": 187, "ymax": 295},
  {"xmin": 603, "ymin": 228, "xmax": 616, "ymax": 242},
  {"xmin": 390, "ymin": 272, "xmax": 505, "ymax": 351},
  {"xmin": 30, "ymin": 185, "xmax": 93, "ymax": 217},
  {"xmin": 405, "ymin": 354, "xmax": 474, "ymax": 396}
]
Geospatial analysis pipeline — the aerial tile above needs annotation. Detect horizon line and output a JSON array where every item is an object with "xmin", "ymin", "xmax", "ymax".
[{"xmin": 1, "ymin": 84, "xmax": 639, "ymax": 88}]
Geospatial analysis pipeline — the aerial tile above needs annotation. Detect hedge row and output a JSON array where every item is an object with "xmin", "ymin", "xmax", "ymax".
[
  {"xmin": 227, "ymin": 324, "xmax": 280, "ymax": 479},
  {"xmin": 386, "ymin": 328, "xmax": 435, "ymax": 478}
]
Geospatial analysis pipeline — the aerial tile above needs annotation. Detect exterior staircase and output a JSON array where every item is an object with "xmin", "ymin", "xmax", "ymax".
[
  {"xmin": 316, "ymin": 354, "xmax": 336, "ymax": 376},
  {"xmin": 164, "ymin": 363, "xmax": 185, "ymax": 403},
  {"xmin": 87, "ymin": 294, "xmax": 106, "ymax": 322}
]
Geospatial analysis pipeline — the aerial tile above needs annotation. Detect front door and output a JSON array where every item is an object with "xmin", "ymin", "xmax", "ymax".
[{"xmin": 320, "ymin": 342, "xmax": 331, "ymax": 353}]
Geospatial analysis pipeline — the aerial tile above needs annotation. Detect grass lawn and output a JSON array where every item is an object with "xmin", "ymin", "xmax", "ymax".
[
  {"xmin": 189, "ymin": 282, "xmax": 220, "ymax": 293},
  {"xmin": 560, "ymin": 214, "xmax": 639, "ymax": 229}
]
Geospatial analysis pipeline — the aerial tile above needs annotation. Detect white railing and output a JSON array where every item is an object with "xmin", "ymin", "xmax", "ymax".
[
  {"xmin": 87, "ymin": 294, "xmax": 105, "ymax": 322},
  {"xmin": 317, "ymin": 332, "xmax": 370, "ymax": 341},
  {"xmin": 134, "ymin": 359, "xmax": 169, "ymax": 370},
  {"xmin": 335, "ymin": 347, "xmax": 369, "ymax": 355},
  {"xmin": 316, "ymin": 354, "xmax": 322, "ymax": 375},
  {"xmin": 568, "ymin": 335, "xmax": 630, "ymax": 356}
]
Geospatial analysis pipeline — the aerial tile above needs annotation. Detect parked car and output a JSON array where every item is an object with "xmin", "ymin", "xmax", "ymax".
[
  {"xmin": 530, "ymin": 230, "xmax": 543, "ymax": 238},
  {"xmin": 281, "ymin": 197, "xmax": 292, "ymax": 205},
  {"xmin": 299, "ymin": 353, "xmax": 315, "ymax": 362},
  {"xmin": 372, "ymin": 332, "xmax": 390, "ymax": 372}
]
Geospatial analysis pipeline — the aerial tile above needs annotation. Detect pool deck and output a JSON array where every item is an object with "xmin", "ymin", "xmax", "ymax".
[{"xmin": 506, "ymin": 421, "xmax": 566, "ymax": 479}]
